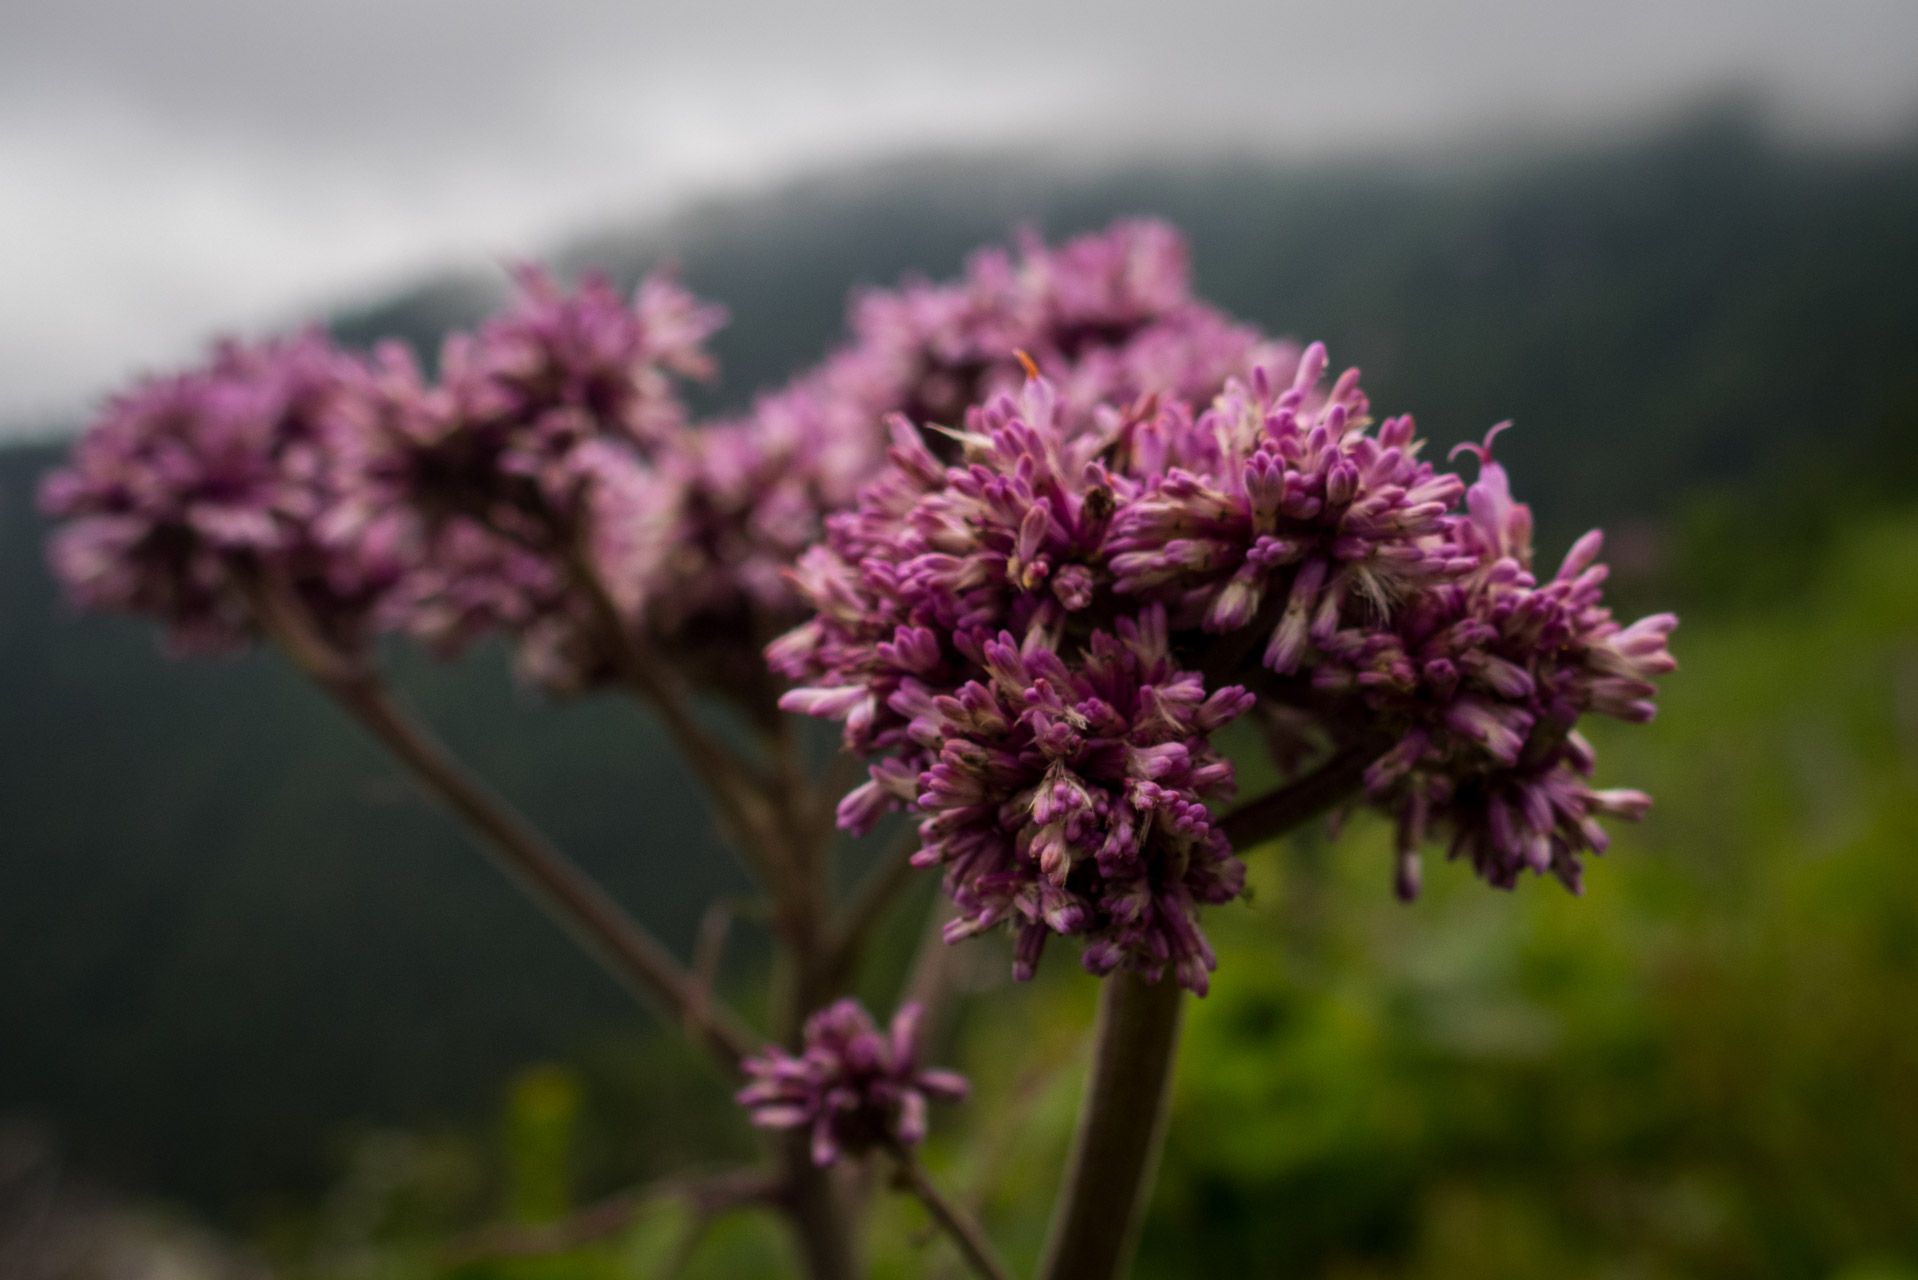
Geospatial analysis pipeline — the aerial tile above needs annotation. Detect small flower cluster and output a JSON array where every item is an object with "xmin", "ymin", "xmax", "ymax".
[
  {"xmin": 775, "ymin": 381, "xmax": 1267, "ymax": 992},
  {"xmin": 904, "ymin": 614, "xmax": 1251, "ymax": 992},
  {"xmin": 736, "ymin": 1000, "xmax": 968, "ymax": 1167},
  {"xmin": 1101, "ymin": 351, "xmax": 1468, "ymax": 651},
  {"xmin": 40, "ymin": 334, "xmax": 399, "ymax": 654},
  {"xmin": 41, "ymin": 271, "xmax": 727, "ymax": 693},
  {"xmin": 1338, "ymin": 433, "xmax": 1679, "ymax": 897},
  {"xmin": 843, "ymin": 218, "xmax": 1291, "ymax": 433},
  {"xmin": 775, "ymin": 352, "xmax": 1675, "ymax": 992},
  {"xmin": 341, "ymin": 268, "xmax": 726, "ymax": 689}
]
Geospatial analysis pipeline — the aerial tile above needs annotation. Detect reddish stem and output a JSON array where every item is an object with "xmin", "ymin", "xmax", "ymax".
[{"xmin": 247, "ymin": 576, "xmax": 757, "ymax": 1069}]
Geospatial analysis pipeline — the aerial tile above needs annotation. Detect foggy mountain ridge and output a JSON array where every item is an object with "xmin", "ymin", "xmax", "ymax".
[{"xmin": 4, "ymin": 109, "xmax": 1917, "ymax": 1214}]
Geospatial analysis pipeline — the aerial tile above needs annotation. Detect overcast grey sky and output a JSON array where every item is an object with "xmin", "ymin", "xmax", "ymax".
[{"xmin": 4, "ymin": 0, "xmax": 1916, "ymax": 433}]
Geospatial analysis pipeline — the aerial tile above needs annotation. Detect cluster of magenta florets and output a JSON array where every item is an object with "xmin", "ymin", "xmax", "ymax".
[
  {"xmin": 736, "ymin": 1000, "xmax": 968, "ymax": 1167},
  {"xmin": 42, "ymin": 217, "xmax": 1675, "ymax": 1001},
  {"xmin": 773, "ymin": 352, "xmax": 1676, "ymax": 993},
  {"xmin": 629, "ymin": 218, "xmax": 1288, "ymax": 696},
  {"xmin": 41, "ymin": 267, "xmax": 726, "ymax": 684},
  {"xmin": 40, "ymin": 333, "xmax": 400, "ymax": 655},
  {"xmin": 43, "ymin": 221, "xmax": 1276, "ymax": 709}
]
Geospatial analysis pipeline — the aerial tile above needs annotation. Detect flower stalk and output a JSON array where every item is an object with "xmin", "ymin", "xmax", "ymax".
[
  {"xmin": 247, "ymin": 571, "xmax": 759, "ymax": 1068},
  {"xmin": 1032, "ymin": 754, "xmax": 1379, "ymax": 1280},
  {"xmin": 1035, "ymin": 969, "xmax": 1184, "ymax": 1280},
  {"xmin": 888, "ymin": 1145, "xmax": 1016, "ymax": 1280}
]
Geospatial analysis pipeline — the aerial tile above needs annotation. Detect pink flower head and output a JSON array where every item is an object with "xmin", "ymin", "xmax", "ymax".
[
  {"xmin": 1102, "ymin": 344, "xmax": 1469, "ymax": 661},
  {"xmin": 359, "ymin": 266, "xmax": 720, "ymax": 537},
  {"xmin": 775, "ymin": 357, "xmax": 1675, "ymax": 988},
  {"xmin": 735, "ymin": 1000, "xmax": 968, "ymax": 1167},
  {"xmin": 775, "ymin": 380, "xmax": 1264, "ymax": 991},
  {"xmin": 1345, "ymin": 428, "xmax": 1678, "ymax": 896},
  {"xmin": 339, "ymin": 269, "xmax": 724, "ymax": 689},
  {"xmin": 612, "ymin": 219, "xmax": 1289, "ymax": 705},
  {"xmin": 912, "ymin": 616, "xmax": 1253, "ymax": 995},
  {"xmin": 41, "ymin": 334, "xmax": 398, "ymax": 654},
  {"xmin": 459, "ymin": 265, "xmax": 723, "ymax": 454},
  {"xmin": 846, "ymin": 218, "xmax": 1291, "ymax": 437}
]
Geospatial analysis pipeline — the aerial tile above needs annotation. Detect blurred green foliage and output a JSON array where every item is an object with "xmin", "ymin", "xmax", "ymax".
[
  {"xmin": 258, "ymin": 509, "xmax": 1918, "ymax": 1276},
  {"xmin": 504, "ymin": 1067, "xmax": 583, "ymax": 1226}
]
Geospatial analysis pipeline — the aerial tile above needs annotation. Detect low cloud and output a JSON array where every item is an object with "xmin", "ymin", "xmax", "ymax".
[{"xmin": 4, "ymin": 0, "xmax": 1915, "ymax": 432}]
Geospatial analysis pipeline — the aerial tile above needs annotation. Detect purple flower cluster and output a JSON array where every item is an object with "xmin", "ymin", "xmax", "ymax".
[
  {"xmin": 44, "ymin": 221, "xmax": 1286, "ymax": 709},
  {"xmin": 736, "ymin": 1000, "xmax": 968, "ymax": 1167},
  {"xmin": 617, "ymin": 220, "xmax": 1292, "ymax": 692},
  {"xmin": 899, "ymin": 613, "xmax": 1250, "ymax": 993},
  {"xmin": 43, "ymin": 216, "xmax": 1675, "ymax": 998},
  {"xmin": 838, "ymin": 219, "xmax": 1290, "ymax": 434},
  {"xmin": 40, "ymin": 334, "xmax": 399, "ymax": 654},
  {"xmin": 1338, "ymin": 432, "xmax": 1679, "ymax": 897},
  {"xmin": 41, "ymin": 268, "xmax": 730, "ymax": 692},
  {"xmin": 774, "ymin": 352, "xmax": 1675, "ymax": 991},
  {"xmin": 339, "ymin": 268, "xmax": 726, "ymax": 688},
  {"xmin": 1100, "ymin": 351, "xmax": 1467, "ymax": 651},
  {"xmin": 775, "ymin": 381, "xmax": 1265, "ymax": 993}
]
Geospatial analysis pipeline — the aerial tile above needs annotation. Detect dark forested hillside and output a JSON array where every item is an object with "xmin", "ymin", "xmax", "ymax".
[
  {"xmin": 6, "ymin": 107, "xmax": 1917, "ymax": 1216},
  {"xmin": 0, "ymin": 444, "xmax": 751, "ymax": 1207}
]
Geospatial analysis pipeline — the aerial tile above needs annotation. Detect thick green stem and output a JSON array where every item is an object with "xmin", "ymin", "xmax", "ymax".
[{"xmin": 1036, "ymin": 970, "xmax": 1184, "ymax": 1280}]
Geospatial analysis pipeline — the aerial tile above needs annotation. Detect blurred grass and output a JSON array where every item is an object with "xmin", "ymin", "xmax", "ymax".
[{"xmin": 264, "ymin": 514, "xmax": 1918, "ymax": 1277}]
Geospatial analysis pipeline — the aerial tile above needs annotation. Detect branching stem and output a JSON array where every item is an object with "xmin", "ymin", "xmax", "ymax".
[
  {"xmin": 889, "ymin": 1145, "xmax": 1017, "ymax": 1280},
  {"xmin": 247, "ymin": 575, "xmax": 758, "ymax": 1070},
  {"xmin": 562, "ymin": 545, "xmax": 787, "ymax": 874},
  {"xmin": 558, "ymin": 547, "xmax": 860, "ymax": 1276},
  {"xmin": 1219, "ymin": 737, "xmax": 1388, "ymax": 849}
]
